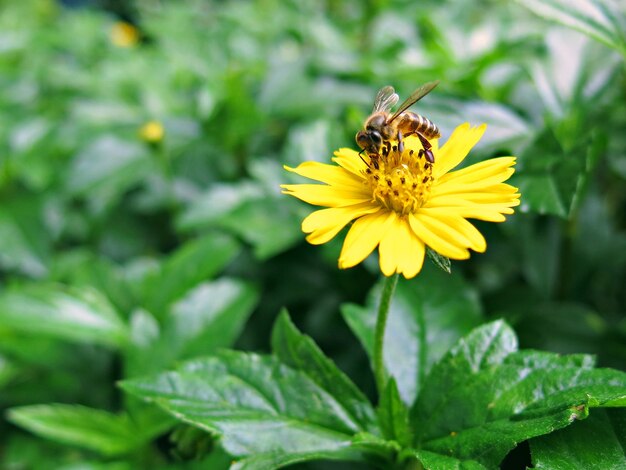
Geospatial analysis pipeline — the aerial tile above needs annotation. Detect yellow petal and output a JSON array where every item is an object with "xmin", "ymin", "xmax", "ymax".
[
  {"xmin": 332, "ymin": 148, "xmax": 368, "ymax": 176},
  {"xmin": 339, "ymin": 211, "xmax": 395, "ymax": 269},
  {"xmin": 409, "ymin": 213, "xmax": 470, "ymax": 260},
  {"xmin": 426, "ymin": 203, "xmax": 517, "ymax": 222},
  {"xmin": 427, "ymin": 190, "xmax": 521, "ymax": 209},
  {"xmin": 284, "ymin": 162, "xmax": 365, "ymax": 190},
  {"xmin": 437, "ymin": 156, "xmax": 517, "ymax": 187},
  {"xmin": 281, "ymin": 184, "xmax": 372, "ymax": 207},
  {"xmin": 399, "ymin": 226, "xmax": 426, "ymax": 279},
  {"xmin": 303, "ymin": 202, "xmax": 381, "ymax": 245},
  {"xmin": 378, "ymin": 213, "xmax": 405, "ymax": 277},
  {"xmin": 426, "ymin": 183, "xmax": 520, "ymax": 204},
  {"xmin": 418, "ymin": 208, "xmax": 486, "ymax": 252},
  {"xmin": 378, "ymin": 216, "xmax": 425, "ymax": 278},
  {"xmin": 430, "ymin": 182, "xmax": 520, "ymax": 199},
  {"xmin": 434, "ymin": 123, "xmax": 486, "ymax": 178}
]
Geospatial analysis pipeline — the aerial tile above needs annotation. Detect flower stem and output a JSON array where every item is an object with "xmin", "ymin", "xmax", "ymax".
[{"xmin": 373, "ymin": 273, "xmax": 399, "ymax": 399}]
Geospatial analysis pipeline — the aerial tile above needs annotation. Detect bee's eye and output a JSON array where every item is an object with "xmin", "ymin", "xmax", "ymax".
[
  {"xmin": 356, "ymin": 132, "xmax": 369, "ymax": 147},
  {"xmin": 371, "ymin": 132, "xmax": 382, "ymax": 144}
]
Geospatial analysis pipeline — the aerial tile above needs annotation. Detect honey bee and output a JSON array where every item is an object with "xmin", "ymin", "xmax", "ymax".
[{"xmin": 356, "ymin": 81, "xmax": 441, "ymax": 163}]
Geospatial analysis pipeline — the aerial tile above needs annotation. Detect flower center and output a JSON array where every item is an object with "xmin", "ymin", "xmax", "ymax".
[{"xmin": 362, "ymin": 140, "xmax": 434, "ymax": 215}]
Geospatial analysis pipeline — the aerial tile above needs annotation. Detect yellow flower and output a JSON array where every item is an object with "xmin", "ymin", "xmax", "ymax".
[
  {"xmin": 282, "ymin": 124, "xmax": 520, "ymax": 279},
  {"xmin": 110, "ymin": 21, "xmax": 139, "ymax": 48},
  {"xmin": 139, "ymin": 121, "xmax": 165, "ymax": 143}
]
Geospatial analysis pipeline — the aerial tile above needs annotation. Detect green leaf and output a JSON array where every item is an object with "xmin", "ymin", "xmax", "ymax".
[
  {"xmin": 271, "ymin": 310, "xmax": 378, "ymax": 434},
  {"xmin": 412, "ymin": 321, "xmax": 626, "ymax": 467},
  {"xmin": 229, "ymin": 434, "xmax": 396, "ymax": 470},
  {"xmin": 0, "ymin": 196, "xmax": 50, "ymax": 277},
  {"xmin": 513, "ymin": 126, "xmax": 605, "ymax": 218},
  {"xmin": 377, "ymin": 378, "xmax": 413, "ymax": 447},
  {"xmin": 407, "ymin": 449, "xmax": 487, "ymax": 470},
  {"xmin": 1, "ymin": 432, "xmax": 136, "ymax": 470},
  {"xmin": 212, "ymin": 197, "xmax": 304, "ymax": 260},
  {"xmin": 341, "ymin": 267, "xmax": 482, "ymax": 405},
  {"xmin": 0, "ymin": 354, "xmax": 17, "ymax": 389},
  {"xmin": 176, "ymin": 182, "xmax": 264, "ymax": 232},
  {"xmin": 128, "ymin": 278, "xmax": 259, "ymax": 376},
  {"xmin": 65, "ymin": 136, "xmax": 153, "ymax": 212},
  {"xmin": 418, "ymin": 98, "xmax": 532, "ymax": 151},
  {"xmin": 513, "ymin": 0, "xmax": 626, "ymax": 56},
  {"xmin": 143, "ymin": 233, "xmax": 240, "ymax": 317},
  {"xmin": 0, "ymin": 285, "xmax": 128, "ymax": 348},
  {"xmin": 426, "ymin": 247, "xmax": 451, "ymax": 274},
  {"xmin": 7, "ymin": 405, "xmax": 150, "ymax": 456},
  {"xmin": 529, "ymin": 30, "xmax": 622, "ymax": 119},
  {"xmin": 530, "ymin": 408, "xmax": 626, "ymax": 469},
  {"xmin": 121, "ymin": 352, "xmax": 382, "ymax": 463},
  {"xmin": 230, "ymin": 450, "xmax": 361, "ymax": 470},
  {"xmin": 169, "ymin": 425, "xmax": 230, "ymax": 464},
  {"xmin": 51, "ymin": 251, "xmax": 138, "ymax": 316}
]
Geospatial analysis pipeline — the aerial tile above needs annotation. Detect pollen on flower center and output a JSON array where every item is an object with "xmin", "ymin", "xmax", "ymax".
[{"xmin": 363, "ymin": 141, "xmax": 434, "ymax": 215}]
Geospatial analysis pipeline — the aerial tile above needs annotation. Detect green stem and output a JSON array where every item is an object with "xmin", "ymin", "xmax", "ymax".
[{"xmin": 373, "ymin": 273, "xmax": 399, "ymax": 399}]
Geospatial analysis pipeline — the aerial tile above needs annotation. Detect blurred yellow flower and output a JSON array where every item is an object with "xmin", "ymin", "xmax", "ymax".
[
  {"xmin": 282, "ymin": 124, "xmax": 520, "ymax": 279},
  {"xmin": 110, "ymin": 21, "xmax": 139, "ymax": 48},
  {"xmin": 139, "ymin": 121, "xmax": 165, "ymax": 143}
]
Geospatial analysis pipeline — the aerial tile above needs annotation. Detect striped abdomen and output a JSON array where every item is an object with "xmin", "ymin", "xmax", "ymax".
[{"xmin": 395, "ymin": 112, "xmax": 440, "ymax": 139}]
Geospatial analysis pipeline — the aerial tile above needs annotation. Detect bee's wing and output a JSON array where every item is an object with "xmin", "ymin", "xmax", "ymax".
[
  {"xmin": 372, "ymin": 86, "xmax": 399, "ymax": 113},
  {"xmin": 386, "ymin": 80, "xmax": 439, "ymax": 123}
]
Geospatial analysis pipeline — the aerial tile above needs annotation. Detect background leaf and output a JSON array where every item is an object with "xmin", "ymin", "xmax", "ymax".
[
  {"xmin": 127, "ymin": 277, "xmax": 259, "ymax": 376},
  {"xmin": 0, "ymin": 196, "xmax": 50, "ymax": 277},
  {"xmin": 7, "ymin": 405, "xmax": 153, "ymax": 456},
  {"xmin": 0, "ymin": 285, "xmax": 128, "ymax": 348},
  {"xmin": 143, "ymin": 233, "xmax": 240, "ymax": 317},
  {"xmin": 513, "ymin": 0, "xmax": 626, "ymax": 55}
]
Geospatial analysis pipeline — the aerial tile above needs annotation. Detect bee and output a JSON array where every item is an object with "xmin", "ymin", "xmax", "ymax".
[{"xmin": 356, "ymin": 81, "xmax": 440, "ymax": 164}]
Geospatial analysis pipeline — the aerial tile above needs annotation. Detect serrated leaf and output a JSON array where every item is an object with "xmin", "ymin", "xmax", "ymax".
[
  {"xmin": 128, "ymin": 278, "xmax": 259, "ymax": 376},
  {"xmin": 341, "ymin": 268, "xmax": 482, "ymax": 405},
  {"xmin": 270, "ymin": 310, "xmax": 378, "ymax": 434},
  {"xmin": 143, "ymin": 233, "xmax": 240, "ymax": 317},
  {"xmin": 514, "ymin": 0, "xmax": 626, "ymax": 55},
  {"xmin": 121, "ymin": 352, "xmax": 381, "ymax": 462},
  {"xmin": 7, "ymin": 405, "xmax": 149, "ymax": 456},
  {"xmin": 408, "ymin": 449, "xmax": 487, "ymax": 470},
  {"xmin": 0, "ymin": 285, "xmax": 128, "ymax": 348},
  {"xmin": 230, "ymin": 450, "xmax": 357, "ymax": 470},
  {"xmin": 229, "ymin": 434, "xmax": 395, "ymax": 470},
  {"xmin": 530, "ymin": 408, "xmax": 626, "ymax": 469},
  {"xmin": 412, "ymin": 321, "xmax": 626, "ymax": 467}
]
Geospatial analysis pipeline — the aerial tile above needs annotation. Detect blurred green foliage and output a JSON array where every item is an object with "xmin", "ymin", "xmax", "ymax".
[{"xmin": 0, "ymin": 0, "xmax": 625, "ymax": 468}]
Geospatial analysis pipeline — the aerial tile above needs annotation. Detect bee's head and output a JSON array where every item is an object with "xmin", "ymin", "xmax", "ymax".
[{"xmin": 355, "ymin": 130, "xmax": 382, "ymax": 154}]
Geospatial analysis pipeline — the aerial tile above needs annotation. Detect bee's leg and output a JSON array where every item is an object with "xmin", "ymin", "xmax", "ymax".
[
  {"xmin": 371, "ymin": 155, "xmax": 380, "ymax": 170},
  {"xmin": 358, "ymin": 150, "xmax": 371, "ymax": 168},
  {"xmin": 417, "ymin": 132, "xmax": 435, "ymax": 163},
  {"xmin": 397, "ymin": 130, "xmax": 404, "ymax": 154}
]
